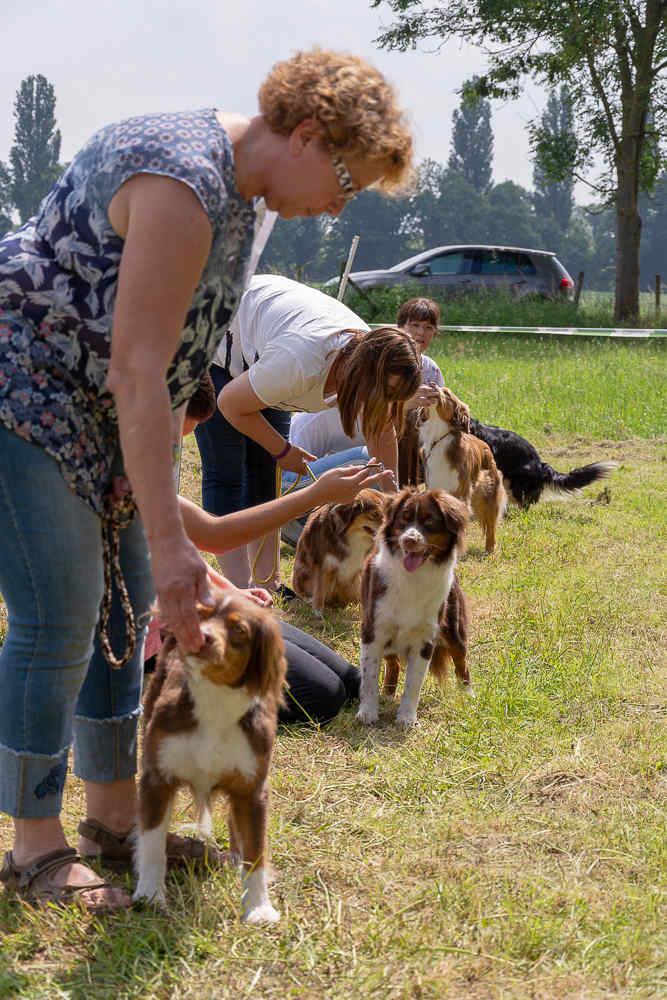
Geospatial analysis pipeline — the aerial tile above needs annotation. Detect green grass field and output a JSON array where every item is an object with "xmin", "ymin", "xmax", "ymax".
[{"xmin": 1, "ymin": 332, "xmax": 665, "ymax": 999}]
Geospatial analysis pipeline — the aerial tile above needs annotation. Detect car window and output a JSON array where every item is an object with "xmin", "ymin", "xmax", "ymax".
[
  {"xmin": 477, "ymin": 250, "xmax": 537, "ymax": 276},
  {"xmin": 517, "ymin": 253, "xmax": 538, "ymax": 275},
  {"xmin": 418, "ymin": 251, "xmax": 474, "ymax": 276}
]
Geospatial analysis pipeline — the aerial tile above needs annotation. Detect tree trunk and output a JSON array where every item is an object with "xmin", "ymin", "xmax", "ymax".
[{"xmin": 614, "ymin": 158, "xmax": 641, "ymax": 324}]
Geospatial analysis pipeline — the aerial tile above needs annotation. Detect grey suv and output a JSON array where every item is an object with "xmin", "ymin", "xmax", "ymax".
[{"xmin": 336, "ymin": 245, "xmax": 574, "ymax": 300}]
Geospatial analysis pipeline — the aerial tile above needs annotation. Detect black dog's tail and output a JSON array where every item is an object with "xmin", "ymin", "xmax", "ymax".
[{"xmin": 541, "ymin": 460, "xmax": 617, "ymax": 496}]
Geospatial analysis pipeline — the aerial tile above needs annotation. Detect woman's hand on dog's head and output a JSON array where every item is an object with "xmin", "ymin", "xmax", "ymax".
[
  {"xmin": 151, "ymin": 535, "xmax": 213, "ymax": 652},
  {"xmin": 406, "ymin": 383, "xmax": 441, "ymax": 410}
]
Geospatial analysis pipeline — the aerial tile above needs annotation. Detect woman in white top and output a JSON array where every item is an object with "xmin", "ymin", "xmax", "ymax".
[
  {"xmin": 280, "ymin": 297, "xmax": 446, "ymax": 545},
  {"xmin": 195, "ymin": 275, "xmax": 421, "ymax": 588}
]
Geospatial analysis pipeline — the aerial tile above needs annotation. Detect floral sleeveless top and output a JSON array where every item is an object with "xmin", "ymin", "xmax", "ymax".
[{"xmin": 0, "ymin": 108, "xmax": 255, "ymax": 513}]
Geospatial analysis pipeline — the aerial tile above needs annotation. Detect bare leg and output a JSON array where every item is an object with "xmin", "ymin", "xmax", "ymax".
[
  {"xmin": 248, "ymin": 533, "xmax": 281, "ymax": 591},
  {"xmin": 12, "ymin": 816, "xmax": 131, "ymax": 908},
  {"xmin": 78, "ymin": 778, "xmax": 137, "ymax": 855},
  {"xmin": 216, "ymin": 546, "xmax": 252, "ymax": 589}
]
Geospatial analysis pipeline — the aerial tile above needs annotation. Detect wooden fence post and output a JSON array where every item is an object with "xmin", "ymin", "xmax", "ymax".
[
  {"xmin": 573, "ymin": 271, "xmax": 584, "ymax": 308},
  {"xmin": 296, "ymin": 265, "xmax": 303, "ymax": 283}
]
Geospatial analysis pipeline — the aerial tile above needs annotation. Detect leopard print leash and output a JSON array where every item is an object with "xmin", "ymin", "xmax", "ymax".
[{"xmin": 99, "ymin": 489, "xmax": 138, "ymax": 670}]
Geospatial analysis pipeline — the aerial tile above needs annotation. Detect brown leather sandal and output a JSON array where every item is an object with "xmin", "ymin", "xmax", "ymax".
[
  {"xmin": 0, "ymin": 847, "xmax": 131, "ymax": 913},
  {"xmin": 78, "ymin": 819, "xmax": 230, "ymax": 871}
]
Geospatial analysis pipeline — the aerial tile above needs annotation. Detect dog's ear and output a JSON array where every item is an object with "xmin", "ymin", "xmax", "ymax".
[
  {"xmin": 357, "ymin": 489, "xmax": 386, "ymax": 520},
  {"xmin": 246, "ymin": 612, "xmax": 288, "ymax": 702},
  {"xmin": 432, "ymin": 491, "xmax": 469, "ymax": 551},
  {"xmin": 452, "ymin": 396, "xmax": 470, "ymax": 433},
  {"xmin": 330, "ymin": 502, "xmax": 356, "ymax": 534}
]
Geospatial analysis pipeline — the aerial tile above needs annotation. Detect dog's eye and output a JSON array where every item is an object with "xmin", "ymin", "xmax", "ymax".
[{"xmin": 229, "ymin": 621, "xmax": 250, "ymax": 642}]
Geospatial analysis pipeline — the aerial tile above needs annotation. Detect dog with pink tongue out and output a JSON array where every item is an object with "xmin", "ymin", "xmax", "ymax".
[{"xmin": 356, "ymin": 488, "xmax": 472, "ymax": 727}]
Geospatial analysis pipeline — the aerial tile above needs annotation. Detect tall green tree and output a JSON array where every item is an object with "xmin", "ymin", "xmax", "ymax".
[
  {"xmin": 9, "ymin": 74, "xmax": 62, "ymax": 223},
  {"xmin": 325, "ymin": 187, "xmax": 415, "ymax": 277},
  {"xmin": 372, "ymin": 0, "xmax": 667, "ymax": 322},
  {"xmin": 412, "ymin": 162, "xmax": 489, "ymax": 246},
  {"xmin": 260, "ymin": 217, "xmax": 324, "ymax": 282},
  {"xmin": 484, "ymin": 181, "xmax": 539, "ymax": 248},
  {"xmin": 532, "ymin": 86, "xmax": 576, "ymax": 235},
  {"xmin": 448, "ymin": 77, "xmax": 494, "ymax": 193},
  {"xmin": 0, "ymin": 162, "xmax": 14, "ymax": 235}
]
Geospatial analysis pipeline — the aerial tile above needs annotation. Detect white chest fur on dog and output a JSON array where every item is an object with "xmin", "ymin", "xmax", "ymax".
[
  {"xmin": 370, "ymin": 542, "xmax": 455, "ymax": 657},
  {"xmin": 157, "ymin": 675, "xmax": 259, "ymax": 791},
  {"xmin": 423, "ymin": 445, "xmax": 460, "ymax": 495},
  {"xmin": 419, "ymin": 423, "xmax": 460, "ymax": 494}
]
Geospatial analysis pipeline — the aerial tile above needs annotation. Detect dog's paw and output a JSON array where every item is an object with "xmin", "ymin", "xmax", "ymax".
[
  {"xmin": 132, "ymin": 883, "xmax": 167, "ymax": 908},
  {"xmin": 395, "ymin": 711, "xmax": 419, "ymax": 728},
  {"xmin": 356, "ymin": 705, "xmax": 379, "ymax": 725},
  {"xmin": 457, "ymin": 680, "xmax": 475, "ymax": 699},
  {"xmin": 242, "ymin": 902, "xmax": 281, "ymax": 924}
]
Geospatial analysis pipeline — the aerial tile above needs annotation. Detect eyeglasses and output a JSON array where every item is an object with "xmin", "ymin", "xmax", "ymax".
[{"xmin": 331, "ymin": 154, "xmax": 357, "ymax": 202}]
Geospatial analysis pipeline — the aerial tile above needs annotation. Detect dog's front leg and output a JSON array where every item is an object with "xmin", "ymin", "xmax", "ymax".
[
  {"xmin": 133, "ymin": 779, "xmax": 174, "ymax": 907},
  {"xmin": 357, "ymin": 643, "xmax": 381, "ymax": 724},
  {"xmin": 396, "ymin": 651, "xmax": 431, "ymax": 727},
  {"xmin": 229, "ymin": 789, "xmax": 280, "ymax": 924}
]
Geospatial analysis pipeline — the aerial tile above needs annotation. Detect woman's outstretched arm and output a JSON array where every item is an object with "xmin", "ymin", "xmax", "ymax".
[
  {"xmin": 217, "ymin": 372, "xmax": 316, "ymax": 474},
  {"xmin": 179, "ymin": 463, "xmax": 390, "ymax": 553}
]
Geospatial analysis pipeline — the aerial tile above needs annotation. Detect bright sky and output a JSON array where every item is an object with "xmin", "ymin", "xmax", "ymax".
[{"xmin": 1, "ymin": 0, "xmax": 552, "ymax": 193}]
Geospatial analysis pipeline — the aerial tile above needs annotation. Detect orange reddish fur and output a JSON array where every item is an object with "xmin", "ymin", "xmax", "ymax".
[{"xmin": 420, "ymin": 386, "xmax": 506, "ymax": 554}]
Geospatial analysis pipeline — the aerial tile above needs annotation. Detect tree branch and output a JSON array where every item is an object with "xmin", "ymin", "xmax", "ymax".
[{"xmin": 566, "ymin": 0, "xmax": 622, "ymax": 155}]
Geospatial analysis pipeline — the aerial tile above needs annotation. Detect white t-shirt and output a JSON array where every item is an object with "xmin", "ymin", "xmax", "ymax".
[
  {"xmin": 290, "ymin": 353, "xmax": 445, "ymax": 456},
  {"xmin": 213, "ymin": 274, "xmax": 369, "ymax": 412}
]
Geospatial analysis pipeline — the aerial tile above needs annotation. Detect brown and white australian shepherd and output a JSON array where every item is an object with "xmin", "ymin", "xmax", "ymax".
[
  {"xmin": 357, "ymin": 489, "xmax": 471, "ymax": 728},
  {"xmin": 292, "ymin": 489, "xmax": 385, "ymax": 613},
  {"xmin": 418, "ymin": 385, "xmax": 507, "ymax": 554},
  {"xmin": 133, "ymin": 590, "xmax": 286, "ymax": 924}
]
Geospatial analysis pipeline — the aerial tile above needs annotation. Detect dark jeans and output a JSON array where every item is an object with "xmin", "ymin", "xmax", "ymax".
[
  {"xmin": 279, "ymin": 622, "xmax": 360, "ymax": 725},
  {"xmin": 194, "ymin": 364, "xmax": 291, "ymax": 516}
]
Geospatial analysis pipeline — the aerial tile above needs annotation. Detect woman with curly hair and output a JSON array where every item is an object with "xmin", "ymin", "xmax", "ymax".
[{"xmin": 0, "ymin": 49, "xmax": 412, "ymax": 912}]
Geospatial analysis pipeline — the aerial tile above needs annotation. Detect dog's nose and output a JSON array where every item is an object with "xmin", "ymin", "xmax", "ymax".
[{"xmin": 401, "ymin": 527, "xmax": 424, "ymax": 550}]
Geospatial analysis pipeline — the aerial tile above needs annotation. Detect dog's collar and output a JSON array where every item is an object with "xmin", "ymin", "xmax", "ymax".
[{"xmin": 423, "ymin": 428, "xmax": 455, "ymax": 466}]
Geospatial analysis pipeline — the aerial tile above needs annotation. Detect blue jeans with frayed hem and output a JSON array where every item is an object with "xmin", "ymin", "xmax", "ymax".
[{"xmin": 0, "ymin": 426, "xmax": 154, "ymax": 819}]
